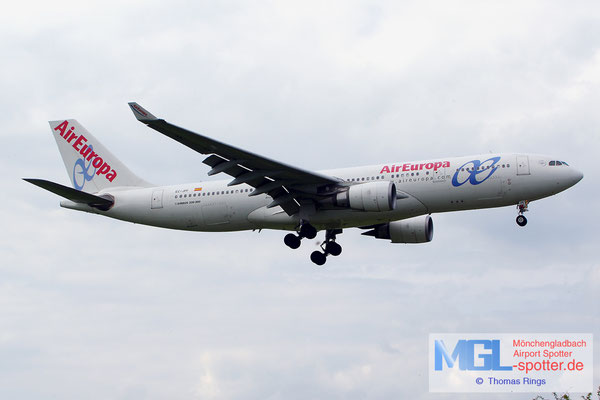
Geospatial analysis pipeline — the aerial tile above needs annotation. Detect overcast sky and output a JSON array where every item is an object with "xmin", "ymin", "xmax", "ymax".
[{"xmin": 1, "ymin": 1, "xmax": 599, "ymax": 399}]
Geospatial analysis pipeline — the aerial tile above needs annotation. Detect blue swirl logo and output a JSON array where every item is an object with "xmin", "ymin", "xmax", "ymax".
[
  {"xmin": 72, "ymin": 145, "xmax": 96, "ymax": 190},
  {"xmin": 452, "ymin": 157, "xmax": 501, "ymax": 187}
]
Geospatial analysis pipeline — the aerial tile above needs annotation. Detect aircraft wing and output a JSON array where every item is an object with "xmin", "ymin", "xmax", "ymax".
[{"xmin": 128, "ymin": 102, "xmax": 342, "ymax": 215}]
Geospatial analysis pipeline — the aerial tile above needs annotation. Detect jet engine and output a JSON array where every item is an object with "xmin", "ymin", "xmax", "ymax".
[
  {"xmin": 362, "ymin": 215, "xmax": 434, "ymax": 243},
  {"xmin": 335, "ymin": 181, "xmax": 397, "ymax": 212}
]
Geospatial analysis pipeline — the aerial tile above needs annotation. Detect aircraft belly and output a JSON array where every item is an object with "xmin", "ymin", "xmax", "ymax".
[
  {"xmin": 309, "ymin": 207, "xmax": 428, "ymax": 229},
  {"xmin": 246, "ymin": 192, "xmax": 428, "ymax": 231},
  {"xmin": 247, "ymin": 206, "xmax": 298, "ymax": 230},
  {"xmin": 200, "ymin": 202, "xmax": 230, "ymax": 225},
  {"xmin": 193, "ymin": 195, "xmax": 263, "ymax": 231}
]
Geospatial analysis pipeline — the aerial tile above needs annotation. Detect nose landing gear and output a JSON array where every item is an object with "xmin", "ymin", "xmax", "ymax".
[
  {"xmin": 310, "ymin": 229, "xmax": 343, "ymax": 266},
  {"xmin": 516, "ymin": 200, "xmax": 529, "ymax": 227}
]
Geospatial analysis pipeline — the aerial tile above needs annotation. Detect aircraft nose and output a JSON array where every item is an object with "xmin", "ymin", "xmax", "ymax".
[{"xmin": 569, "ymin": 168, "xmax": 584, "ymax": 186}]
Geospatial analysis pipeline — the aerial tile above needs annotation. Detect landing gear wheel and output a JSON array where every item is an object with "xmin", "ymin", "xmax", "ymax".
[
  {"xmin": 325, "ymin": 241, "xmax": 342, "ymax": 256},
  {"xmin": 310, "ymin": 251, "xmax": 327, "ymax": 266},
  {"xmin": 516, "ymin": 215, "xmax": 527, "ymax": 227},
  {"xmin": 284, "ymin": 233, "xmax": 301, "ymax": 249},
  {"xmin": 300, "ymin": 224, "xmax": 317, "ymax": 239}
]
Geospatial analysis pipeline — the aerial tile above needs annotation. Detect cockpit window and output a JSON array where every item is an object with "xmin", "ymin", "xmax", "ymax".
[{"xmin": 548, "ymin": 160, "xmax": 569, "ymax": 166}]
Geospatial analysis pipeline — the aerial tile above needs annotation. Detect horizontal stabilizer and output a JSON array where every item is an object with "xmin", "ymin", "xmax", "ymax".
[{"xmin": 23, "ymin": 178, "xmax": 114, "ymax": 210}]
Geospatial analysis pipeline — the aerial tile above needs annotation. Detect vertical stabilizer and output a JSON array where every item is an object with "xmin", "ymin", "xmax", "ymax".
[{"xmin": 49, "ymin": 119, "xmax": 151, "ymax": 193}]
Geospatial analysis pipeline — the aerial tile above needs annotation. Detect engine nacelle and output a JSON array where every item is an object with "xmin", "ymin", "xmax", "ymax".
[
  {"xmin": 363, "ymin": 215, "xmax": 434, "ymax": 243},
  {"xmin": 335, "ymin": 181, "xmax": 397, "ymax": 212}
]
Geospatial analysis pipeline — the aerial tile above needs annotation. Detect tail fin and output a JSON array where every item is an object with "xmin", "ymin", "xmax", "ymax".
[{"xmin": 49, "ymin": 119, "xmax": 151, "ymax": 193}]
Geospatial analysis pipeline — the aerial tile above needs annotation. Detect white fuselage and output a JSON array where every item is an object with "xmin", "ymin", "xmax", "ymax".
[{"xmin": 60, "ymin": 153, "xmax": 583, "ymax": 232}]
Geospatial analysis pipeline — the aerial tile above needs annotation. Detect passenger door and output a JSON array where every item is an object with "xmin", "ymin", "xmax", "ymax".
[
  {"xmin": 151, "ymin": 189, "xmax": 164, "ymax": 209},
  {"xmin": 517, "ymin": 155, "xmax": 530, "ymax": 176}
]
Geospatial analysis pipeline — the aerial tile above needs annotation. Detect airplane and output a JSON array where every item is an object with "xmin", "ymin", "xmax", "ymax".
[{"xmin": 24, "ymin": 102, "xmax": 584, "ymax": 265}]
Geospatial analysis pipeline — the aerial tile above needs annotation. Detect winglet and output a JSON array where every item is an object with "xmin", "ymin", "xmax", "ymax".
[{"xmin": 128, "ymin": 102, "xmax": 158, "ymax": 122}]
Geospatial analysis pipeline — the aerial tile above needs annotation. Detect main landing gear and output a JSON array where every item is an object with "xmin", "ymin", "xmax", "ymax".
[
  {"xmin": 516, "ymin": 200, "xmax": 529, "ymax": 227},
  {"xmin": 284, "ymin": 221, "xmax": 317, "ymax": 249},
  {"xmin": 283, "ymin": 223, "xmax": 342, "ymax": 266},
  {"xmin": 310, "ymin": 229, "xmax": 343, "ymax": 266}
]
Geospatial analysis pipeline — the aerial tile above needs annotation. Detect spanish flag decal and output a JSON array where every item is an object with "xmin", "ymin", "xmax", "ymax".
[{"xmin": 194, "ymin": 187, "xmax": 202, "ymax": 191}]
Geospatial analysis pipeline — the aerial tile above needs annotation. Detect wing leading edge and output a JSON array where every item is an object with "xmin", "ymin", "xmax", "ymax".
[{"xmin": 128, "ymin": 102, "xmax": 341, "ymax": 215}]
